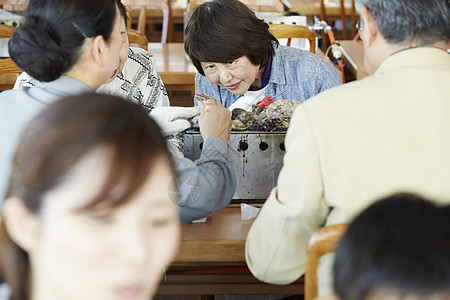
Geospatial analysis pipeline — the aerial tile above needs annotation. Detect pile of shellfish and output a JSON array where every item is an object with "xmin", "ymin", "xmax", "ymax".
[
  {"xmin": 191, "ymin": 94, "xmax": 301, "ymax": 132},
  {"xmin": 230, "ymin": 99, "xmax": 300, "ymax": 131}
]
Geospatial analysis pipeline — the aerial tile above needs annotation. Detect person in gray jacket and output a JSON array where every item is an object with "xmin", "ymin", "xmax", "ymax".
[{"xmin": 0, "ymin": 0, "xmax": 236, "ymax": 224}]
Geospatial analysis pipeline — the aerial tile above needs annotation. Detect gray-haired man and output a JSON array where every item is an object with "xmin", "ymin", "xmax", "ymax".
[{"xmin": 246, "ymin": 0, "xmax": 450, "ymax": 297}]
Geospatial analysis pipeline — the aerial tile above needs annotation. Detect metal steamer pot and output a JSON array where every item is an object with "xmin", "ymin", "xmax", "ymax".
[{"xmin": 183, "ymin": 130, "xmax": 286, "ymax": 202}]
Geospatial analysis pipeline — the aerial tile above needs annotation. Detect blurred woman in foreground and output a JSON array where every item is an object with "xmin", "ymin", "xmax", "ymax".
[{"xmin": 1, "ymin": 94, "xmax": 180, "ymax": 300}]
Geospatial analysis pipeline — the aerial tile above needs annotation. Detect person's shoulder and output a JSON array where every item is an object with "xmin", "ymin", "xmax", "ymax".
[
  {"xmin": 0, "ymin": 86, "xmax": 25, "ymax": 100},
  {"xmin": 276, "ymin": 44, "xmax": 322, "ymax": 62},
  {"xmin": 127, "ymin": 47, "xmax": 155, "ymax": 64},
  {"xmin": 0, "ymin": 87, "xmax": 45, "ymax": 124},
  {"xmin": 273, "ymin": 45, "xmax": 341, "ymax": 86},
  {"xmin": 121, "ymin": 47, "xmax": 156, "ymax": 75},
  {"xmin": 275, "ymin": 45, "xmax": 335, "ymax": 74},
  {"xmin": 128, "ymin": 46, "xmax": 152, "ymax": 56},
  {"xmin": 0, "ymin": 86, "xmax": 37, "ymax": 103}
]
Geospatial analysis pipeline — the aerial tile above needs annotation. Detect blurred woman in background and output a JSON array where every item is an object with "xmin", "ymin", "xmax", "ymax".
[
  {"xmin": 1, "ymin": 93, "xmax": 180, "ymax": 300},
  {"xmin": 0, "ymin": 0, "xmax": 236, "ymax": 224}
]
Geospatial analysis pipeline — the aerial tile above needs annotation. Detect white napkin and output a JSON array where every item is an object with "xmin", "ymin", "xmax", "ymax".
[{"xmin": 240, "ymin": 203, "xmax": 260, "ymax": 220}]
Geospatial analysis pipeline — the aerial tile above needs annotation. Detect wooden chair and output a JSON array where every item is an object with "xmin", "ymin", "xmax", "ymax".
[
  {"xmin": 0, "ymin": 0, "xmax": 28, "ymax": 11},
  {"xmin": 0, "ymin": 24, "xmax": 20, "ymax": 91},
  {"xmin": 122, "ymin": 0, "xmax": 173, "ymax": 43},
  {"xmin": 127, "ymin": 28, "xmax": 148, "ymax": 50},
  {"xmin": 0, "ymin": 23, "xmax": 15, "ymax": 38},
  {"xmin": 126, "ymin": 5, "xmax": 147, "ymax": 34},
  {"xmin": 268, "ymin": 23, "xmax": 316, "ymax": 53},
  {"xmin": 305, "ymin": 223, "xmax": 348, "ymax": 300},
  {"xmin": 0, "ymin": 58, "xmax": 22, "ymax": 91},
  {"xmin": 320, "ymin": 0, "xmax": 357, "ymax": 40}
]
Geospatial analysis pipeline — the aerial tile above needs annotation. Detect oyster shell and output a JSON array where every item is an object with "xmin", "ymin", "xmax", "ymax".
[
  {"xmin": 231, "ymin": 108, "xmax": 248, "ymax": 120},
  {"xmin": 232, "ymin": 119, "xmax": 248, "ymax": 130},
  {"xmin": 230, "ymin": 99, "xmax": 300, "ymax": 131},
  {"xmin": 266, "ymin": 100, "xmax": 300, "ymax": 121},
  {"xmin": 235, "ymin": 110, "xmax": 257, "ymax": 126}
]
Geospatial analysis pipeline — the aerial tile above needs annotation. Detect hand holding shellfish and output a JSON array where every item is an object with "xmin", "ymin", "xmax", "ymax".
[
  {"xmin": 197, "ymin": 95, "xmax": 232, "ymax": 145},
  {"xmin": 195, "ymin": 93, "xmax": 216, "ymax": 103}
]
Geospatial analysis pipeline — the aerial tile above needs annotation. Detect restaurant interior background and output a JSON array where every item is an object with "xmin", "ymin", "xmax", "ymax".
[
  {"xmin": 0, "ymin": 2, "xmax": 363, "ymax": 298},
  {"xmin": 0, "ymin": 0, "xmax": 363, "ymax": 106},
  {"xmin": 121, "ymin": 0, "xmax": 361, "ymax": 106}
]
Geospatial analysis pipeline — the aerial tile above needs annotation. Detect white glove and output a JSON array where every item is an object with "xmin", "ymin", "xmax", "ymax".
[
  {"xmin": 228, "ymin": 96, "xmax": 259, "ymax": 112},
  {"xmin": 150, "ymin": 106, "xmax": 201, "ymax": 136}
]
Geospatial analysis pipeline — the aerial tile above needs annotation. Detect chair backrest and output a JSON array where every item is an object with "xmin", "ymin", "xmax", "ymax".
[
  {"xmin": 127, "ymin": 28, "xmax": 148, "ymax": 50},
  {"xmin": 187, "ymin": 0, "xmax": 284, "ymax": 12},
  {"xmin": 0, "ymin": 0, "xmax": 28, "ymax": 4},
  {"xmin": 0, "ymin": 57, "xmax": 22, "ymax": 91},
  {"xmin": 268, "ymin": 23, "xmax": 316, "ymax": 53},
  {"xmin": 0, "ymin": 23, "xmax": 15, "ymax": 38},
  {"xmin": 0, "ymin": 24, "xmax": 19, "ymax": 91},
  {"xmin": 0, "ymin": 0, "xmax": 28, "ymax": 11},
  {"xmin": 305, "ymin": 223, "xmax": 348, "ymax": 300},
  {"xmin": 320, "ymin": 0, "xmax": 356, "ymax": 40},
  {"xmin": 126, "ymin": 5, "xmax": 147, "ymax": 34},
  {"xmin": 122, "ymin": 0, "xmax": 172, "ymax": 43}
]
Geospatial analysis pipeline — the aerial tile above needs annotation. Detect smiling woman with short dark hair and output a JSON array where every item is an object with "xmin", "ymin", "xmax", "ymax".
[{"xmin": 184, "ymin": 0, "xmax": 342, "ymax": 108}]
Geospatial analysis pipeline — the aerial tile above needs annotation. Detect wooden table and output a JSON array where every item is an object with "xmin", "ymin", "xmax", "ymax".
[
  {"xmin": 338, "ymin": 40, "xmax": 369, "ymax": 80},
  {"xmin": 148, "ymin": 42, "xmax": 196, "ymax": 105},
  {"xmin": 148, "ymin": 42, "xmax": 196, "ymax": 86},
  {"xmin": 156, "ymin": 207, "xmax": 304, "ymax": 297}
]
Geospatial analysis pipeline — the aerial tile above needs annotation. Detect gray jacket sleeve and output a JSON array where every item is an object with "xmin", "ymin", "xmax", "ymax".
[{"xmin": 174, "ymin": 137, "xmax": 236, "ymax": 224}]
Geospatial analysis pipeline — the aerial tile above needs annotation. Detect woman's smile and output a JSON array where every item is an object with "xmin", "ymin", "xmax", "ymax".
[{"xmin": 225, "ymin": 82, "xmax": 241, "ymax": 90}]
